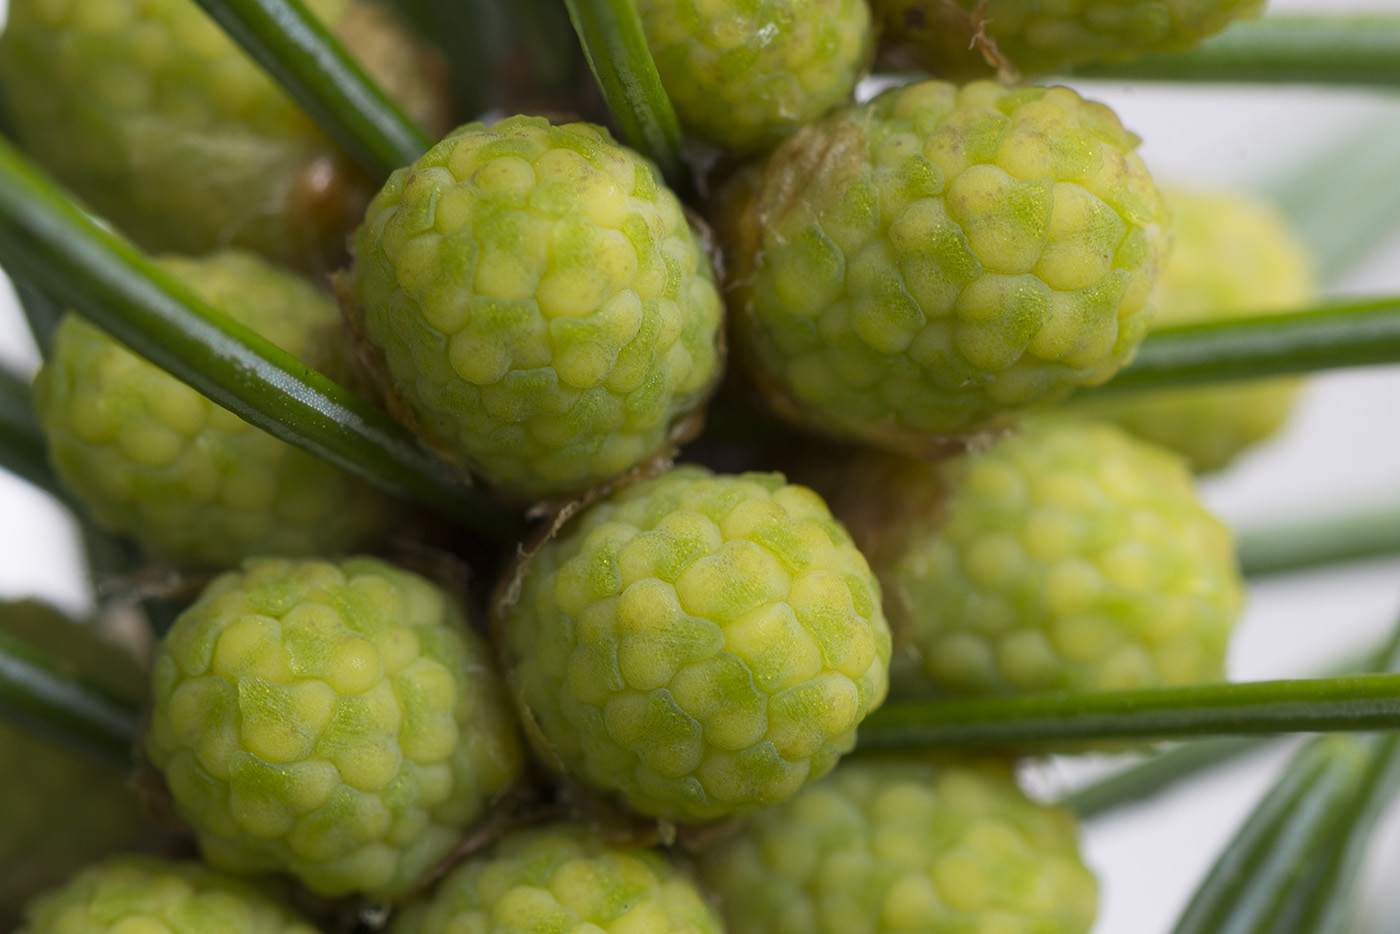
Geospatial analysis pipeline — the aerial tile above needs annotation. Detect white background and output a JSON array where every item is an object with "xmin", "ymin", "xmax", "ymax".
[{"xmin": 2, "ymin": 1, "xmax": 1400, "ymax": 931}]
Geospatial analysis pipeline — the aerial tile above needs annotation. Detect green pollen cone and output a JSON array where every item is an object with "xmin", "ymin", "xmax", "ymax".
[
  {"xmin": 810, "ymin": 418, "xmax": 1243, "ymax": 696},
  {"xmin": 144, "ymin": 556, "xmax": 525, "ymax": 898},
  {"xmin": 637, "ymin": 0, "xmax": 873, "ymax": 152},
  {"xmin": 0, "ymin": 0, "xmax": 450, "ymax": 273},
  {"xmin": 16, "ymin": 856, "xmax": 319, "ymax": 934},
  {"xmin": 501, "ymin": 464, "xmax": 891, "ymax": 822},
  {"xmin": 695, "ymin": 757, "xmax": 1098, "ymax": 934},
  {"xmin": 346, "ymin": 115, "xmax": 725, "ymax": 500},
  {"xmin": 392, "ymin": 825, "xmax": 724, "ymax": 934},
  {"xmin": 722, "ymin": 79, "xmax": 1168, "ymax": 452},
  {"xmin": 873, "ymin": 0, "xmax": 1265, "ymax": 78},
  {"xmin": 32, "ymin": 250, "xmax": 396, "ymax": 569}
]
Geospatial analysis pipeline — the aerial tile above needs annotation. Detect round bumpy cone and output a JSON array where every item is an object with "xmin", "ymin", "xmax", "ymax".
[
  {"xmin": 1074, "ymin": 187, "xmax": 1316, "ymax": 472},
  {"xmin": 346, "ymin": 116, "xmax": 725, "ymax": 500},
  {"xmin": 501, "ymin": 465, "xmax": 891, "ymax": 822},
  {"xmin": 392, "ymin": 824, "xmax": 724, "ymax": 934},
  {"xmin": 695, "ymin": 758, "xmax": 1097, "ymax": 934},
  {"xmin": 144, "ymin": 557, "xmax": 525, "ymax": 898},
  {"xmin": 873, "ymin": 0, "xmax": 1265, "ymax": 78},
  {"xmin": 0, "ymin": 0, "xmax": 449, "ymax": 273},
  {"xmin": 818, "ymin": 419, "xmax": 1243, "ymax": 696},
  {"xmin": 636, "ymin": 0, "xmax": 873, "ymax": 152},
  {"xmin": 32, "ymin": 250, "xmax": 395, "ymax": 569},
  {"xmin": 16, "ymin": 856, "xmax": 318, "ymax": 934},
  {"xmin": 0, "ymin": 602, "xmax": 152, "ymax": 925},
  {"xmin": 721, "ymin": 80, "xmax": 1168, "ymax": 452}
]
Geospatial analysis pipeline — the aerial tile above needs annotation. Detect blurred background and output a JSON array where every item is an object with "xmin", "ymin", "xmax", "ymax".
[{"xmin": 2, "ymin": 0, "xmax": 1400, "ymax": 931}]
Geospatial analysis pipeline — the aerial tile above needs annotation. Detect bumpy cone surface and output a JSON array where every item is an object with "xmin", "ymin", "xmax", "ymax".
[
  {"xmin": 696, "ymin": 758, "xmax": 1097, "ymax": 934},
  {"xmin": 837, "ymin": 419, "xmax": 1242, "ymax": 695},
  {"xmin": 17, "ymin": 856, "xmax": 318, "ymax": 934},
  {"xmin": 502, "ymin": 465, "xmax": 891, "ymax": 821},
  {"xmin": 722, "ymin": 80, "xmax": 1168, "ymax": 451},
  {"xmin": 145, "ymin": 557, "xmax": 525, "ymax": 898},
  {"xmin": 873, "ymin": 0, "xmax": 1264, "ymax": 78},
  {"xmin": 393, "ymin": 825, "xmax": 724, "ymax": 934},
  {"xmin": 33, "ymin": 251, "xmax": 395, "ymax": 569},
  {"xmin": 1074, "ymin": 188, "xmax": 1316, "ymax": 472},
  {"xmin": 637, "ymin": 0, "xmax": 873, "ymax": 152},
  {"xmin": 0, "ymin": 602, "xmax": 151, "ymax": 923},
  {"xmin": 348, "ymin": 116, "xmax": 725, "ymax": 500},
  {"xmin": 0, "ymin": 0, "xmax": 448, "ymax": 271}
]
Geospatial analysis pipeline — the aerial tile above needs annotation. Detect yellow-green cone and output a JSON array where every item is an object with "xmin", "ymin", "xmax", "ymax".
[
  {"xmin": 393, "ymin": 825, "xmax": 724, "ymax": 934},
  {"xmin": 813, "ymin": 419, "xmax": 1242, "ymax": 696},
  {"xmin": 16, "ymin": 856, "xmax": 318, "ymax": 934},
  {"xmin": 145, "ymin": 557, "xmax": 525, "ymax": 898},
  {"xmin": 502, "ymin": 465, "xmax": 891, "ymax": 822},
  {"xmin": 1074, "ymin": 188, "xmax": 1317, "ymax": 472},
  {"xmin": 873, "ymin": 0, "xmax": 1265, "ymax": 78},
  {"xmin": 0, "ymin": 602, "xmax": 151, "ymax": 925},
  {"xmin": 695, "ymin": 758, "xmax": 1097, "ymax": 934},
  {"xmin": 346, "ymin": 115, "xmax": 725, "ymax": 500},
  {"xmin": 32, "ymin": 250, "xmax": 395, "ymax": 569},
  {"xmin": 722, "ymin": 80, "xmax": 1168, "ymax": 453},
  {"xmin": 637, "ymin": 0, "xmax": 873, "ymax": 152},
  {"xmin": 0, "ymin": 0, "xmax": 449, "ymax": 273}
]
